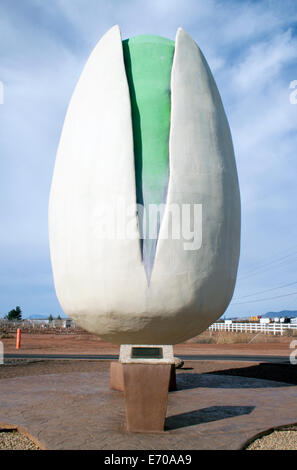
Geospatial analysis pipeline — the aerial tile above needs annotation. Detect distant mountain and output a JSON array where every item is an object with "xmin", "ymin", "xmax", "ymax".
[{"xmin": 261, "ymin": 310, "xmax": 297, "ymax": 319}]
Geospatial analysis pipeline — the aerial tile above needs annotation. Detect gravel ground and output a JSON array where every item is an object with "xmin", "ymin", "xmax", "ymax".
[
  {"xmin": 0, "ymin": 430, "xmax": 41, "ymax": 450},
  {"xmin": 1, "ymin": 428, "xmax": 297, "ymax": 450},
  {"xmin": 246, "ymin": 427, "xmax": 297, "ymax": 450}
]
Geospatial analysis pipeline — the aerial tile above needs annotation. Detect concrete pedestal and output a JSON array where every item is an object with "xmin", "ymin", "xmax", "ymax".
[
  {"xmin": 110, "ymin": 344, "xmax": 176, "ymax": 432},
  {"xmin": 110, "ymin": 361, "xmax": 176, "ymax": 392},
  {"xmin": 122, "ymin": 363, "xmax": 171, "ymax": 433},
  {"xmin": 110, "ymin": 361, "xmax": 124, "ymax": 392}
]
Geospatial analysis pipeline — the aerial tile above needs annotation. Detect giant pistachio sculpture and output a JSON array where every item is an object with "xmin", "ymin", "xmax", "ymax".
[{"xmin": 49, "ymin": 26, "xmax": 240, "ymax": 345}]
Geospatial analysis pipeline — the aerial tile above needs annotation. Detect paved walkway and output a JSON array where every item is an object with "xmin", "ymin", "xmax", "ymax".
[{"xmin": 1, "ymin": 363, "xmax": 297, "ymax": 450}]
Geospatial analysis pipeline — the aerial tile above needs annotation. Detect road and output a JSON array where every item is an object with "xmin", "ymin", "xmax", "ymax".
[{"xmin": 4, "ymin": 353, "xmax": 292, "ymax": 363}]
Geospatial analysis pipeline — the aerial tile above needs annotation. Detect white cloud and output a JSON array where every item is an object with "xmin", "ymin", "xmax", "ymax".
[{"xmin": 232, "ymin": 30, "xmax": 297, "ymax": 93}]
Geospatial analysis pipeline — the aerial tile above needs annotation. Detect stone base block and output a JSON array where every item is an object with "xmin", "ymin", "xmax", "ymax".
[
  {"xmin": 110, "ymin": 361, "xmax": 176, "ymax": 392},
  {"xmin": 110, "ymin": 361, "xmax": 124, "ymax": 391},
  {"xmin": 123, "ymin": 363, "xmax": 171, "ymax": 433}
]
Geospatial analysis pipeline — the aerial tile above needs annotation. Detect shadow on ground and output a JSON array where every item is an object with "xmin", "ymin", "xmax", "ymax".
[
  {"xmin": 165, "ymin": 405, "xmax": 255, "ymax": 430},
  {"xmin": 176, "ymin": 364, "xmax": 297, "ymax": 390},
  {"xmin": 206, "ymin": 363, "xmax": 297, "ymax": 386}
]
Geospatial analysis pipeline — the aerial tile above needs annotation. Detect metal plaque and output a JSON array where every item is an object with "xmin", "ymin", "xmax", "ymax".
[{"xmin": 131, "ymin": 347, "xmax": 163, "ymax": 359}]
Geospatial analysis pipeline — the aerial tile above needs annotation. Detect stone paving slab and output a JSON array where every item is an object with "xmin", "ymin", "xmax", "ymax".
[{"xmin": 1, "ymin": 364, "xmax": 297, "ymax": 450}]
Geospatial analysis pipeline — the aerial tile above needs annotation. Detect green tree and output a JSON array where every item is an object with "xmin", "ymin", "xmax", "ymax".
[
  {"xmin": 57, "ymin": 315, "xmax": 61, "ymax": 320},
  {"xmin": 6, "ymin": 306, "xmax": 22, "ymax": 321},
  {"xmin": 48, "ymin": 314, "xmax": 54, "ymax": 322}
]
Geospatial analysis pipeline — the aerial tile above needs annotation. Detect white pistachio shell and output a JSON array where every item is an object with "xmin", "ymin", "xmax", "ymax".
[{"xmin": 49, "ymin": 25, "xmax": 240, "ymax": 345}]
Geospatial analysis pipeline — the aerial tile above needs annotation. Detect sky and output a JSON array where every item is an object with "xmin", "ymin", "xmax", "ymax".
[{"xmin": 1, "ymin": 0, "xmax": 297, "ymax": 319}]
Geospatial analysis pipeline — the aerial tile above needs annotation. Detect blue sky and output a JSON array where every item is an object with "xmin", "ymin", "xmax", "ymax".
[{"xmin": 1, "ymin": 0, "xmax": 297, "ymax": 319}]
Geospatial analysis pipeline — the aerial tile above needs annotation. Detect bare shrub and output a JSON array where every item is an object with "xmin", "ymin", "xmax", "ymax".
[
  {"xmin": 284, "ymin": 329, "xmax": 297, "ymax": 337},
  {"xmin": 193, "ymin": 330, "xmax": 288, "ymax": 344}
]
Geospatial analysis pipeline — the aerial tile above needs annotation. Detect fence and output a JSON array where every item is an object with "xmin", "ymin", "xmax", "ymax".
[
  {"xmin": 0, "ymin": 319, "xmax": 76, "ymax": 332},
  {"xmin": 208, "ymin": 322, "xmax": 297, "ymax": 336}
]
